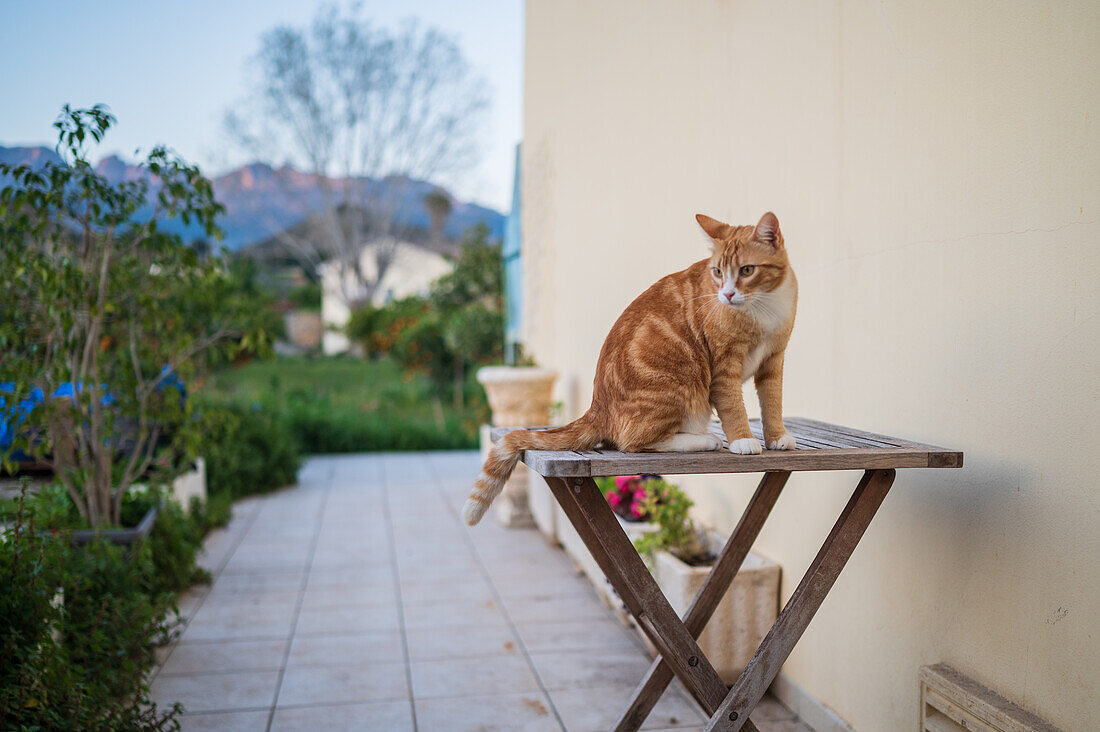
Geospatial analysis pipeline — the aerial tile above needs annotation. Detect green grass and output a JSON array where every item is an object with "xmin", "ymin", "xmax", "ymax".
[{"xmin": 198, "ymin": 355, "xmax": 486, "ymax": 453}]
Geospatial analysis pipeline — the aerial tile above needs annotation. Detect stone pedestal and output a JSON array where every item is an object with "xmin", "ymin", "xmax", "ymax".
[{"xmin": 476, "ymin": 366, "xmax": 558, "ymax": 528}]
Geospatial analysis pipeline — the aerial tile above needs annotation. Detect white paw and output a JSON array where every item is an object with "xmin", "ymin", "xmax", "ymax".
[
  {"xmin": 728, "ymin": 437, "xmax": 763, "ymax": 455},
  {"xmin": 767, "ymin": 434, "xmax": 797, "ymax": 451},
  {"xmin": 703, "ymin": 434, "xmax": 724, "ymax": 451}
]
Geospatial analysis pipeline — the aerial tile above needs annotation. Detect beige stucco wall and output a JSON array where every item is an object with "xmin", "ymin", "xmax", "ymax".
[{"xmin": 523, "ymin": 2, "xmax": 1099, "ymax": 729}]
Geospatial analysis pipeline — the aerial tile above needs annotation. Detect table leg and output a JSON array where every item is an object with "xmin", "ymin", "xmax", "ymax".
[
  {"xmin": 613, "ymin": 471, "xmax": 790, "ymax": 732},
  {"xmin": 706, "ymin": 468, "xmax": 897, "ymax": 731},
  {"xmin": 544, "ymin": 476, "xmax": 730, "ymax": 715}
]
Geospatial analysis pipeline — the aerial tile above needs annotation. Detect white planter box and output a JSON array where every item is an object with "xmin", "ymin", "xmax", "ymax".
[
  {"xmin": 528, "ymin": 468, "xmax": 558, "ymax": 541},
  {"xmin": 170, "ymin": 458, "xmax": 206, "ymax": 512},
  {"xmin": 558, "ymin": 508, "xmax": 659, "ymax": 619},
  {"xmin": 647, "ymin": 534, "xmax": 780, "ymax": 684}
]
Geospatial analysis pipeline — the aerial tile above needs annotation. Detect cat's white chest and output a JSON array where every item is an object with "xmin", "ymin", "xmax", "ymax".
[
  {"xmin": 741, "ymin": 344, "xmax": 769, "ymax": 382},
  {"xmin": 741, "ymin": 272, "xmax": 797, "ymax": 382}
]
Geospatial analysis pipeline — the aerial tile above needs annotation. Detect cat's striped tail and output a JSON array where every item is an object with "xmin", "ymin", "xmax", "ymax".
[{"xmin": 463, "ymin": 414, "xmax": 601, "ymax": 525}]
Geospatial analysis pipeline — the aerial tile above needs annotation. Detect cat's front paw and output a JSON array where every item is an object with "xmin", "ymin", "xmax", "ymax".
[
  {"xmin": 728, "ymin": 437, "xmax": 763, "ymax": 455},
  {"xmin": 702, "ymin": 433, "xmax": 724, "ymax": 451},
  {"xmin": 767, "ymin": 434, "xmax": 797, "ymax": 451}
]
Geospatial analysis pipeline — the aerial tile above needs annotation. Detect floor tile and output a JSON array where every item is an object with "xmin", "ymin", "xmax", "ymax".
[
  {"xmin": 300, "ymin": 583, "xmax": 397, "ymax": 610},
  {"xmin": 492, "ymin": 572, "xmax": 595, "ymax": 601},
  {"xmin": 415, "ymin": 692, "xmax": 563, "ymax": 731},
  {"xmin": 294, "ymin": 602, "xmax": 401, "ymax": 635},
  {"xmin": 270, "ymin": 700, "xmax": 413, "ymax": 731},
  {"xmin": 409, "ymin": 654, "xmax": 542, "ymax": 698},
  {"xmin": 548, "ymin": 684, "xmax": 705, "ymax": 730},
  {"xmin": 405, "ymin": 620, "xmax": 518, "ymax": 660},
  {"xmin": 399, "ymin": 577, "xmax": 496, "ymax": 606},
  {"xmin": 181, "ymin": 603, "xmax": 297, "ymax": 642},
  {"xmin": 160, "ymin": 639, "xmax": 288, "ymax": 675},
  {"xmin": 196, "ymin": 590, "xmax": 300, "ymax": 614},
  {"xmin": 752, "ymin": 695, "xmax": 799, "ymax": 722},
  {"xmin": 307, "ymin": 565, "xmax": 394, "ymax": 588},
  {"xmin": 516, "ymin": 617, "xmax": 640, "ymax": 653},
  {"xmin": 179, "ymin": 710, "xmax": 271, "ymax": 731},
  {"xmin": 503, "ymin": 594, "xmax": 613, "ymax": 624},
  {"xmin": 276, "ymin": 662, "xmax": 409, "ymax": 706},
  {"xmin": 286, "ymin": 632, "xmax": 404, "ymax": 667},
  {"xmin": 207, "ymin": 572, "xmax": 306, "ymax": 595},
  {"xmin": 530, "ymin": 649, "xmax": 653, "ymax": 691},
  {"xmin": 163, "ymin": 452, "xmax": 814, "ymax": 732},
  {"xmin": 150, "ymin": 670, "xmax": 279, "ymax": 713},
  {"xmin": 402, "ymin": 596, "xmax": 507, "ymax": 629}
]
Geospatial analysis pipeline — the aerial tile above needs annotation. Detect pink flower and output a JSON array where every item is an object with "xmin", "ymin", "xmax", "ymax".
[
  {"xmin": 607, "ymin": 492, "xmax": 621, "ymax": 507},
  {"xmin": 633, "ymin": 487, "xmax": 647, "ymax": 502},
  {"xmin": 630, "ymin": 503, "xmax": 645, "ymax": 518},
  {"xmin": 615, "ymin": 475, "xmax": 641, "ymax": 490}
]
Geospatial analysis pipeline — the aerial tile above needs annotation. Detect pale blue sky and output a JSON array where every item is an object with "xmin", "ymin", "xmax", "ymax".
[{"xmin": 0, "ymin": 0, "xmax": 523, "ymax": 211}]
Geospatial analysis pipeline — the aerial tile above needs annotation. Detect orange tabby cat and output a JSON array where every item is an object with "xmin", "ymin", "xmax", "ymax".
[{"xmin": 464, "ymin": 212, "xmax": 797, "ymax": 525}]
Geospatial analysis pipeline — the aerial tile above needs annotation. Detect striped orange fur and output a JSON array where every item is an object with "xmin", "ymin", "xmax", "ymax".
[{"xmin": 463, "ymin": 212, "xmax": 797, "ymax": 525}]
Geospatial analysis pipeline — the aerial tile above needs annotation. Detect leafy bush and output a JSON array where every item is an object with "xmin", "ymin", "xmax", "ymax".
[
  {"xmin": 61, "ymin": 538, "xmax": 177, "ymax": 707},
  {"xmin": 287, "ymin": 282, "xmax": 322, "ymax": 311},
  {"xmin": 0, "ymin": 495, "xmax": 182, "ymax": 730},
  {"xmin": 345, "ymin": 224, "xmax": 504, "ymax": 407},
  {"xmin": 346, "ymin": 296, "xmax": 430, "ymax": 356},
  {"xmin": 628, "ymin": 476, "xmax": 712, "ymax": 566},
  {"xmin": 146, "ymin": 499, "xmax": 211, "ymax": 596},
  {"xmin": 201, "ymin": 356, "xmax": 485, "ymax": 454},
  {"xmin": 198, "ymin": 402, "xmax": 301, "ymax": 498},
  {"xmin": 0, "ymin": 105, "xmax": 273, "ymax": 528},
  {"xmin": 281, "ymin": 397, "xmax": 474, "ymax": 453}
]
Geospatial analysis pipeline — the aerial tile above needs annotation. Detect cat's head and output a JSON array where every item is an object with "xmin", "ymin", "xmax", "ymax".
[{"xmin": 696, "ymin": 212, "xmax": 790, "ymax": 308}]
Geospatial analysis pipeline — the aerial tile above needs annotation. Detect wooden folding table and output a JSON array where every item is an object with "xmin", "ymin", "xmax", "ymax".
[{"xmin": 492, "ymin": 417, "xmax": 962, "ymax": 731}]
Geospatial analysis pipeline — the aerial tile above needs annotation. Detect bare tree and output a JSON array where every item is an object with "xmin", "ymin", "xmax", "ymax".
[{"xmin": 226, "ymin": 5, "xmax": 488, "ymax": 306}]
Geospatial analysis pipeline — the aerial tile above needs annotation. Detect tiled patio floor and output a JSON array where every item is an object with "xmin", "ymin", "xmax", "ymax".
[{"xmin": 152, "ymin": 451, "xmax": 812, "ymax": 732}]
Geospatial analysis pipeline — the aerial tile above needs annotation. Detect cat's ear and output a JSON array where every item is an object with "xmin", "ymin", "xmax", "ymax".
[
  {"xmin": 753, "ymin": 212, "xmax": 783, "ymax": 247},
  {"xmin": 695, "ymin": 214, "xmax": 731, "ymax": 244}
]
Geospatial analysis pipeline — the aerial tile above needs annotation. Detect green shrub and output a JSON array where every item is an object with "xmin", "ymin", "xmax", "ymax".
[
  {"xmin": 189, "ymin": 493, "xmax": 233, "ymax": 534},
  {"xmin": 198, "ymin": 402, "xmax": 301, "ymax": 498},
  {"xmin": 61, "ymin": 538, "xmax": 177, "ymax": 706},
  {"xmin": 201, "ymin": 356, "xmax": 486, "ymax": 454},
  {"xmin": 146, "ymin": 500, "xmax": 211, "ymax": 596},
  {"xmin": 0, "ymin": 495, "xmax": 182, "ymax": 730},
  {"xmin": 346, "ymin": 296, "xmax": 430, "ymax": 356},
  {"xmin": 631, "ymin": 477, "xmax": 711, "ymax": 566},
  {"xmin": 281, "ymin": 398, "xmax": 475, "ymax": 453},
  {"xmin": 287, "ymin": 282, "xmax": 322, "ymax": 311}
]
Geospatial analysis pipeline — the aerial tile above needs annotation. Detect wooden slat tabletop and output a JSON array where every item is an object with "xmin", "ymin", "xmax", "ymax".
[{"xmin": 490, "ymin": 417, "xmax": 962, "ymax": 477}]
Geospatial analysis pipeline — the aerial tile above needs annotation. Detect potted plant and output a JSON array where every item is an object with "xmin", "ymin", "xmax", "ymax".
[
  {"xmin": 0, "ymin": 105, "xmax": 270, "ymax": 535},
  {"xmin": 632, "ymin": 479, "xmax": 781, "ymax": 684},
  {"xmin": 476, "ymin": 350, "xmax": 558, "ymax": 528}
]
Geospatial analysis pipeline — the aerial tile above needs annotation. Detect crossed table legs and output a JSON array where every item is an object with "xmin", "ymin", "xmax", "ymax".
[{"xmin": 543, "ymin": 468, "xmax": 896, "ymax": 731}]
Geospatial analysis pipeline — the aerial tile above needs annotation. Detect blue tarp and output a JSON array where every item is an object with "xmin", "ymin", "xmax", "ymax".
[{"xmin": 0, "ymin": 369, "xmax": 185, "ymax": 463}]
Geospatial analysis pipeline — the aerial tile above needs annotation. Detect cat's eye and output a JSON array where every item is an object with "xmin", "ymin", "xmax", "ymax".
[
  {"xmin": 711, "ymin": 267, "xmax": 722, "ymax": 278},
  {"xmin": 739, "ymin": 265, "xmax": 755, "ymax": 277}
]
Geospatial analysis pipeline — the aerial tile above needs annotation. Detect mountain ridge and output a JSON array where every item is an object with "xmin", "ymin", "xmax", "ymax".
[{"xmin": 0, "ymin": 145, "xmax": 504, "ymax": 251}]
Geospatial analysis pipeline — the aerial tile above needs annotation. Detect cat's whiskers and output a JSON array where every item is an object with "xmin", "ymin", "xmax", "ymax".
[{"xmin": 701, "ymin": 299, "xmax": 724, "ymax": 331}]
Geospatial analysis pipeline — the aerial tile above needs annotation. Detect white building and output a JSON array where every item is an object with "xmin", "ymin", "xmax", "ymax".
[{"xmin": 320, "ymin": 239, "xmax": 453, "ymax": 355}]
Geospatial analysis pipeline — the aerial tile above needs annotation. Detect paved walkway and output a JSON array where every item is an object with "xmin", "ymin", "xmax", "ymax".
[{"xmin": 152, "ymin": 451, "xmax": 811, "ymax": 731}]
